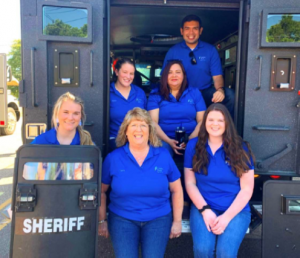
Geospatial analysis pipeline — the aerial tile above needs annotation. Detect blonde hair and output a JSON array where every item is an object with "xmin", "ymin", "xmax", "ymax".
[
  {"xmin": 51, "ymin": 92, "xmax": 93, "ymax": 145},
  {"xmin": 116, "ymin": 107, "xmax": 162, "ymax": 147}
]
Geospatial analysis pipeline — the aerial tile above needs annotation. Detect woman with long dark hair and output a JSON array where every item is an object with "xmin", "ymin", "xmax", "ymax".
[
  {"xmin": 147, "ymin": 60, "xmax": 206, "ymax": 155},
  {"xmin": 184, "ymin": 103, "xmax": 255, "ymax": 257},
  {"xmin": 109, "ymin": 58, "xmax": 147, "ymax": 151}
]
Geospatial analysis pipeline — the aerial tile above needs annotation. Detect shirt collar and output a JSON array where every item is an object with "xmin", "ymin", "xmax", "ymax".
[
  {"xmin": 123, "ymin": 142, "xmax": 160, "ymax": 163},
  {"xmin": 180, "ymin": 40, "xmax": 204, "ymax": 50},
  {"xmin": 45, "ymin": 128, "xmax": 80, "ymax": 145},
  {"xmin": 206, "ymin": 141, "xmax": 224, "ymax": 156},
  {"xmin": 110, "ymin": 82, "xmax": 136, "ymax": 99}
]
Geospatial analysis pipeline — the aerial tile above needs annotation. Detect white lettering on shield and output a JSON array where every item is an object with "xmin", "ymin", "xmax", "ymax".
[{"xmin": 23, "ymin": 216, "xmax": 86, "ymax": 234}]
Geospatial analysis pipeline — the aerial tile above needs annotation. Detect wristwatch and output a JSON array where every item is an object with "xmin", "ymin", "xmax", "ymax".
[
  {"xmin": 198, "ymin": 205, "xmax": 211, "ymax": 214},
  {"xmin": 98, "ymin": 219, "xmax": 107, "ymax": 224}
]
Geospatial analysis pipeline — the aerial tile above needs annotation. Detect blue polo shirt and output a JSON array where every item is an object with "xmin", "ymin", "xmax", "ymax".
[
  {"xmin": 102, "ymin": 143, "xmax": 181, "ymax": 221},
  {"xmin": 147, "ymin": 87, "xmax": 206, "ymax": 139},
  {"xmin": 31, "ymin": 128, "xmax": 80, "ymax": 145},
  {"xmin": 184, "ymin": 138, "xmax": 254, "ymax": 212},
  {"xmin": 110, "ymin": 82, "xmax": 147, "ymax": 138},
  {"xmin": 162, "ymin": 41, "xmax": 222, "ymax": 90}
]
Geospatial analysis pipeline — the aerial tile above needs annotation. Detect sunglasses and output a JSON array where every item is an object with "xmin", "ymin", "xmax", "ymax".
[{"xmin": 189, "ymin": 51, "xmax": 197, "ymax": 65}]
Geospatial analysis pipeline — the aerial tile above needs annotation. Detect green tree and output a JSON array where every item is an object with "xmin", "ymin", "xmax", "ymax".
[
  {"xmin": 267, "ymin": 15, "xmax": 300, "ymax": 42},
  {"xmin": 44, "ymin": 20, "xmax": 87, "ymax": 38},
  {"xmin": 7, "ymin": 39, "xmax": 21, "ymax": 98}
]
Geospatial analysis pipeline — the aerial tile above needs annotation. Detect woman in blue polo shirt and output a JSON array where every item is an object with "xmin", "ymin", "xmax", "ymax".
[
  {"xmin": 109, "ymin": 58, "xmax": 147, "ymax": 151},
  {"xmin": 184, "ymin": 103, "xmax": 255, "ymax": 258},
  {"xmin": 147, "ymin": 60, "xmax": 206, "ymax": 155},
  {"xmin": 99, "ymin": 108, "xmax": 183, "ymax": 258},
  {"xmin": 31, "ymin": 92, "xmax": 94, "ymax": 180}
]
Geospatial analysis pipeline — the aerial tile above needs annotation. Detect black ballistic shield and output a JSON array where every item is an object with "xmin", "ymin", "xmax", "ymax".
[
  {"xmin": 10, "ymin": 145, "xmax": 101, "ymax": 258},
  {"xmin": 262, "ymin": 180, "xmax": 300, "ymax": 258}
]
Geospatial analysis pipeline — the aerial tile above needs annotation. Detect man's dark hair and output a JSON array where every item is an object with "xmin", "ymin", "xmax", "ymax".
[{"xmin": 181, "ymin": 14, "xmax": 202, "ymax": 28}]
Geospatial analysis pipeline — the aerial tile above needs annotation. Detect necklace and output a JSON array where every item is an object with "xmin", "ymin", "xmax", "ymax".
[{"xmin": 130, "ymin": 146, "xmax": 149, "ymax": 165}]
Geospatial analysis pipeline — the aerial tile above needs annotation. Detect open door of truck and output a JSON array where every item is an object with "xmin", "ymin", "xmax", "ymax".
[
  {"xmin": 244, "ymin": 0, "xmax": 300, "ymax": 176},
  {"xmin": 20, "ymin": 0, "xmax": 109, "ymax": 148},
  {"xmin": 10, "ymin": 145, "xmax": 101, "ymax": 258}
]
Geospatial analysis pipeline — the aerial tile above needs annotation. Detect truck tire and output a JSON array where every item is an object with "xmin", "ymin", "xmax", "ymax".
[{"xmin": 0, "ymin": 107, "xmax": 17, "ymax": 135}]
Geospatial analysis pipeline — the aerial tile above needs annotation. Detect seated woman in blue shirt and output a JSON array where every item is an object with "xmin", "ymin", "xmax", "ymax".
[
  {"xmin": 31, "ymin": 92, "xmax": 94, "ymax": 180},
  {"xmin": 184, "ymin": 103, "xmax": 255, "ymax": 258},
  {"xmin": 147, "ymin": 60, "xmax": 206, "ymax": 155},
  {"xmin": 109, "ymin": 58, "xmax": 147, "ymax": 152},
  {"xmin": 99, "ymin": 107, "xmax": 183, "ymax": 258}
]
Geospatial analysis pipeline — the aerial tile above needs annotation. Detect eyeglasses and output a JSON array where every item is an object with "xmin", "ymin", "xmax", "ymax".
[{"xmin": 189, "ymin": 51, "xmax": 197, "ymax": 65}]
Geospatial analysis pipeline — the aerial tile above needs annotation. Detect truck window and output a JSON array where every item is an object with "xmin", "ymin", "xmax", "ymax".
[
  {"xmin": 43, "ymin": 6, "xmax": 88, "ymax": 38},
  {"xmin": 266, "ymin": 14, "xmax": 300, "ymax": 43}
]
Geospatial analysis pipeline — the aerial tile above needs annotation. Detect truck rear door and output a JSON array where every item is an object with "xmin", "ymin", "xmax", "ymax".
[
  {"xmin": 20, "ymin": 0, "xmax": 109, "ymax": 148},
  {"xmin": 244, "ymin": 0, "xmax": 300, "ymax": 176}
]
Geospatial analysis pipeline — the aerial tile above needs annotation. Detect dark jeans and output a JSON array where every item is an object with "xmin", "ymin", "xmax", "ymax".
[
  {"xmin": 201, "ymin": 85, "xmax": 235, "ymax": 118},
  {"xmin": 108, "ymin": 211, "xmax": 172, "ymax": 258}
]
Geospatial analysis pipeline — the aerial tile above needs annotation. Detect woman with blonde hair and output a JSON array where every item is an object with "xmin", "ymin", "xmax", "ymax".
[
  {"xmin": 99, "ymin": 107, "xmax": 183, "ymax": 258},
  {"xmin": 31, "ymin": 92, "xmax": 94, "ymax": 180}
]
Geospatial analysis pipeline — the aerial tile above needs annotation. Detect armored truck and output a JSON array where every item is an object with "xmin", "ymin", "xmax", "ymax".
[{"xmin": 11, "ymin": 0, "xmax": 300, "ymax": 257}]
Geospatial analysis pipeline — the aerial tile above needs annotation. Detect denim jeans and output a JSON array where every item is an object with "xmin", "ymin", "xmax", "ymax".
[
  {"xmin": 190, "ymin": 205, "xmax": 250, "ymax": 258},
  {"xmin": 201, "ymin": 85, "xmax": 235, "ymax": 118},
  {"xmin": 108, "ymin": 211, "xmax": 172, "ymax": 258}
]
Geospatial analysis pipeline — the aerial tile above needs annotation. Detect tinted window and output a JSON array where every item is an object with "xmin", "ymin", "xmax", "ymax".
[
  {"xmin": 43, "ymin": 6, "xmax": 88, "ymax": 38},
  {"xmin": 266, "ymin": 14, "xmax": 300, "ymax": 43},
  {"xmin": 23, "ymin": 162, "xmax": 94, "ymax": 180}
]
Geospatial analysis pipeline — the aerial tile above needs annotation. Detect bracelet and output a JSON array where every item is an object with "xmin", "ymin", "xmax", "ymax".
[
  {"xmin": 98, "ymin": 219, "xmax": 107, "ymax": 224},
  {"xmin": 217, "ymin": 87, "xmax": 224, "ymax": 92},
  {"xmin": 198, "ymin": 205, "xmax": 211, "ymax": 214}
]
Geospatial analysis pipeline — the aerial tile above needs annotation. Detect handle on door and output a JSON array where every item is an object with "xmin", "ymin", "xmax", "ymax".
[
  {"xmin": 90, "ymin": 50, "xmax": 94, "ymax": 87},
  {"xmin": 31, "ymin": 47, "xmax": 38, "ymax": 107},
  {"xmin": 254, "ymin": 55, "xmax": 262, "ymax": 91}
]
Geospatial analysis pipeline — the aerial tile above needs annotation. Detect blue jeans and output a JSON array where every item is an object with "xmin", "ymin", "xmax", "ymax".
[
  {"xmin": 201, "ymin": 85, "xmax": 235, "ymax": 118},
  {"xmin": 190, "ymin": 205, "xmax": 250, "ymax": 258},
  {"xmin": 108, "ymin": 211, "xmax": 172, "ymax": 258}
]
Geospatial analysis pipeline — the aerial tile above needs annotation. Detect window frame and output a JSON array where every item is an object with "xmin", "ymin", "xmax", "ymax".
[
  {"xmin": 37, "ymin": 1, "xmax": 92, "ymax": 43},
  {"xmin": 260, "ymin": 8, "xmax": 300, "ymax": 48}
]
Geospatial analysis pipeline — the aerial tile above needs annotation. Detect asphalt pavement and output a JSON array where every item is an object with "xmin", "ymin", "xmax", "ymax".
[{"xmin": 0, "ymin": 116, "xmax": 262, "ymax": 258}]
